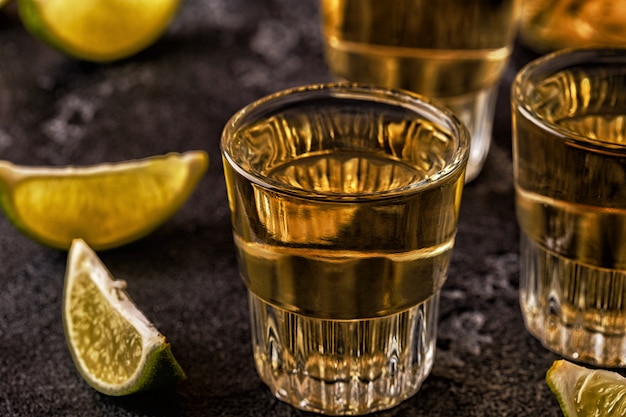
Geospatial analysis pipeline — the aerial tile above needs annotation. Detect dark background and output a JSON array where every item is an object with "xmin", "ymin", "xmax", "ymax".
[{"xmin": 0, "ymin": 0, "xmax": 567, "ymax": 415}]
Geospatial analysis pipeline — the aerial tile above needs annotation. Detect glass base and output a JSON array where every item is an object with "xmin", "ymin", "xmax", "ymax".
[
  {"xmin": 439, "ymin": 85, "xmax": 497, "ymax": 183},
  {"xmin": 519, "ymin": 233, "xmax": 626, "ymax": 367},
  {"xmin": 248, "ymin": 292, "xmax": 439, "ymax": 415}
]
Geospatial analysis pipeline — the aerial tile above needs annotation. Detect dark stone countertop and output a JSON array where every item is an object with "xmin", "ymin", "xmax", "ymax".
[{"xmin": 0, "ymin": 1, "xmax": 564, "ymax": 416}]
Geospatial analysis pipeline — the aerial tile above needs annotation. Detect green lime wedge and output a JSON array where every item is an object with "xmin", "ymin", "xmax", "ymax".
[
  {"xmin": 63, "ymin": 239, "xmax": 186, "ymax": 395},
  {"xmin": 547, "ymin": 359, "xmax": 626, "ymax": 417}
]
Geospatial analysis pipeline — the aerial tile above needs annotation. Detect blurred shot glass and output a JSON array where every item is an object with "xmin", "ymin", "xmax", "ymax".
[
  {"xmin": 319, "ymin": 0, "xmax": 521, "ymax": 182},
  {"xmin": 513, "ymin": 48, "xmax": 626, "ymax": 367},
  {"xmin": 221, "ymin": 83, "xmax": 469, "ymax": 415},
  {"xmin": 519, "ymin": 0, "xmax": 626, "ymax": 53}
]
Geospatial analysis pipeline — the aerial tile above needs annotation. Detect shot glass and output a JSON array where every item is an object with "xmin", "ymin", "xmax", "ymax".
[
  {"xmin": 221, "ymin": 83, "xmax": 469, "ymax": 415},
  {"xmin": 512, "ymin": 49, "xmax": 626, "ymax": 367},
  {"xmin": 319, "ymin": 0, "xmax": 521, "ymax": 182}
]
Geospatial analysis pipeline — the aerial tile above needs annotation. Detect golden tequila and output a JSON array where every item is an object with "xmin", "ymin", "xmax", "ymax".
[
  {"xmin": 514, "ymin": 53, "xmax": 626, "ymax": 366},
  {"xmin": 222, "ymin": 85, "xmax": 467, "ymax": 414}
]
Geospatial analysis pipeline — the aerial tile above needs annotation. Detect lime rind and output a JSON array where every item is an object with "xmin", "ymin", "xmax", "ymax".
[
  {"xmin": 63, "ymin": 239, "xmax": 186, "ymax": 396},
  {"xmin": 0, "ymin": 151, "xmax": 208, "ymax": 250},
  {"xmin": 134, "ymin": 343, "xmax": 187, "ymax": 394},
  {"xmin": 547, "ymin": 359, "xmax": 626, "ymax": 417},
  {"xmin": 17, "ymin": 0, "xmax": 69, "ymax": 58}
]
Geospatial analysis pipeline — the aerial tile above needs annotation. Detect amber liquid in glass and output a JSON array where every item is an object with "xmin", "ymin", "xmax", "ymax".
[
  {"xmin": 515, "ymin": 64, "xmax": 626, "ymax": 366},
  {"xmin": 223, "ymin": 105, "xmax": 464, "ymax": 413}
]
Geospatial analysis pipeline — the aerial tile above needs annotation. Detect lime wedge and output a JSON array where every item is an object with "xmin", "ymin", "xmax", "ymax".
[
  {"xmin": 546, "ymin": 359, "xmax": 626, "ymax": 417},
  {"xmin": 0, "ymin": 151, "xmax": 208, "ymax": 250},
  {"xmin": 64, "ymin": 239, "xmax": 186, "ymax": 395},
  {"xmin": 17, "ymin": 0, "xmax": 181, "ymax": 62}
]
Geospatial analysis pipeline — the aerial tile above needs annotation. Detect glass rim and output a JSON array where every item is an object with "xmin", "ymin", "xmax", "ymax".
[
  {"xmin": 512, "ymin": 47, "xmax": 626, "ymax": 152},
  {"xmin": 221, "ymin": 82, "xmax": 470, "ymax": 201}
]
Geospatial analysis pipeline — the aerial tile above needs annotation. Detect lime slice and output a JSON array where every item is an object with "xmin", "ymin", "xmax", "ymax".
[
  {"xmin": 17, "ymin": 0, "xmax": 180, "ymax": 62},
  {"xmin": 64, "ymin": 239, "xmax": 186, "ymax": 395},
  {"xmin": 0, "ymin": 151, "xmax": 208, "ymax": 250},
  {"xmin": 546, "ymin": 359, "xmax": 626, "ymax": 417}
]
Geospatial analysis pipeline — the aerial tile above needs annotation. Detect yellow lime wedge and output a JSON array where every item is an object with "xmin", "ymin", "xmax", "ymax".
[
  {"xmin": 546, "ymin": 359, "xmax": 626, "ymax": 417},
  {"xmin": 17, "ymin": 0, "xmax": 181, "ymax": 62},
  {"xmin": 0, "ymin": 151, "xmax": 208, "ymax": 250},
  {"xmin": 64, "ymin": 239, "xmax": 186, "ymax": 395}
]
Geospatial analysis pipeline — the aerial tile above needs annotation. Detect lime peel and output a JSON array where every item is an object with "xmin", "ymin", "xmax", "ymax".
[
  {"xmin": 63, "ymin": 239, "xmax": 186, "ymax": 396},
  {"xmin": 0, "ymin": 151, "xmax": 208, "ymax": 250},
  {"xmin": 547, "ymin": 359, "xmax": 626, "ymax": 417}
]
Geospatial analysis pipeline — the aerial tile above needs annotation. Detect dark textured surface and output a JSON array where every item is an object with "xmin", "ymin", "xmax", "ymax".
[{"xmin": 0, "ymin": 1, "xmax": 565, "ymax": 415}]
